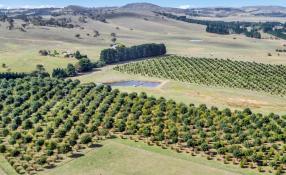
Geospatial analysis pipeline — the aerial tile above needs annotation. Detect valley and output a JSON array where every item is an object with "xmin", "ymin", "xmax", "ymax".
[{"xmin": 0, "ymin": 2, "xmax": 286, "ymax": 175}]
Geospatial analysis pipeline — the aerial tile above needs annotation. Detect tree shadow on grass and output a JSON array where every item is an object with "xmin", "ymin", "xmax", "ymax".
[
  {"xmin": 89, "ymin": 143, "xmax": 103, "ymax": 148},
  {"xmin": 45, "ymin": 164, "xmax": 56, "ymax": 169},
  {"xmin": 70, "ymin": 152, "xmax": 85, "ymax": 158}
]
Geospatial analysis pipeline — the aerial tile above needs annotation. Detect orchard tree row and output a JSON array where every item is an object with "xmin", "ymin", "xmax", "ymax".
[
  {"xmin": 0, "ymin": 77, "xmax": 285, "ymax": 174},
  {"xmin": 114, "ymin": 56, "xmax": 286, "ymax": 96}
]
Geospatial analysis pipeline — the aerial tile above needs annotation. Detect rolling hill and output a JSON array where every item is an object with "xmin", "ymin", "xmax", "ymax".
[
  {"xmin": 0, "ymin": 2, "xmax": 286, "ymax": 175},
  {"xmin": 0, "ymin": 2, "xmax": 285, "ymax": 115}
]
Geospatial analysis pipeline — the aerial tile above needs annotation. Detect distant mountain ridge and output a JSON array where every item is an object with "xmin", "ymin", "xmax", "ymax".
[
  {"xmin": 241, "ymin": 6, "xmax": 286, "ymax": 17},
  {"xmin": 186, "ymin": 5, "xmax": 286, "ymax": 17},
  {"xmin": 121, "ymin": 2, "xmax": 162, "ymax": 11},
  {"xmin": 242, "ymin": 6, "xmax": 286, "ymax": 12},
  {"xmin": 1, "ymin": 2, "xmax": 286, "ymax": 18}
]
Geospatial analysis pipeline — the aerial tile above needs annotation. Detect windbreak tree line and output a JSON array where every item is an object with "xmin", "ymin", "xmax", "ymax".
[
  {"xmin": 0, "ymin": 77, "xmax": 285, "ymax": 174},
  {"xmin": 100, "ymin": 43, "xmax": 166, "ymax": 64}
]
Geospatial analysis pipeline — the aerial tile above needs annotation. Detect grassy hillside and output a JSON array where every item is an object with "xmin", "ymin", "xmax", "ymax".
[
  {"xmin": 0, "ymin": 10, "xmax": 286, "ymax": 73},
  {"xmin": 4, "ymin": 10, "xmax": 285, "ymax": 114},
  {"xmin": 44, "ymin": 139, "xmax": 262, "ymax": 175},
  {"xmin": 1, "ymin": 6, "xmax": 286, "ymax": 175}
]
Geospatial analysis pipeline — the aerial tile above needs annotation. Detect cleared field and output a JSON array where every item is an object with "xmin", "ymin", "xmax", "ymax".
[
  {"xmin": 109, "ymin": 14, "xmax": 286, "ymax": 64},
  {"xmin": 0, "ymin": 156, "xmax": 17, "ymax": 175},
  {"xmin": 0, "ymin": 11, "xmax": 286, "ymax": 74},
  {"xmin": 43, "ymin": 139, "xmax": 262, "ymax": 175},
  {"xmin": 0, "ymin": 29, "xmax": 101, "ymax": 73}
]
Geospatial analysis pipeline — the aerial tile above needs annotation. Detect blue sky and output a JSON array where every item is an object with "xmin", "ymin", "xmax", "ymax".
[{"xmin": 0, "ymin": 0, "xmax": 286, "ymax": 9}]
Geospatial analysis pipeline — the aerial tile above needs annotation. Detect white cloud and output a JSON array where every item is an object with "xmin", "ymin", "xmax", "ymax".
[
  {"xmin": 0, "ymin": 4, "xmax": 56, "ymax": 9},
  {"xmin": 21, "ymin": 5, "xmax": 55, "ymax": 9},
  {"xmin": 179, "ymin": 4, "xmax": 191, "ymax": 9}
]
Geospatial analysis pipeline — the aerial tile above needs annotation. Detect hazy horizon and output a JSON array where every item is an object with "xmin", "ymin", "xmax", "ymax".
[{"xmin": 0, "ymin": 0, "xmax": 286, "ymax": 9}]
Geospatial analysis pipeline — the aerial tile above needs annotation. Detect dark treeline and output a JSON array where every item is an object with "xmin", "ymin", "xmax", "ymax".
[
  {"xmin": 206, "ymin": 24, "xmax": 231, "ymax": 35},
  {"xmin": 261, "ymin": 22, "xmax": 286, "ymax": 40},
  {"xmin": 100, "ymin": 43, "xmax": 166, "ymax": 64},
  {"xmin": 51, "ymin": 43, "xmax": 166, "ymax": 78},
  {"xmin": 52, "ymin": 56, "xmax": 105, "ymax": 79},
  {"xmin": 0, "ymin": 72, "xmax": 28, "ymax": 79},
  {"xmin": 244, "ymin": 30, "xmax": 261, "ymax": 39},
  {"xmin": 157, "ymin": 12, "xmax": 252, "ymax": 35},
  {"xmin": 157, "ymin": 12, "xmax": 286, "ymax": 40},
  {"xmin": 268, "ymin": 29, "xmax": 286, "ymax": 40},
  {"xmin": 52, "ymin": 59, "xmax": 96, "ymax": 79},
  {"xmin": 276, "ymin": 48, "xmax": 286, "ymax": 52},
  {"xmin": 29, "ymin": 16, "xmax": 74, "ymax": 28},
  {"xmin": 0, "ymin": 14, "xmax": 8, "ymax": 22}
]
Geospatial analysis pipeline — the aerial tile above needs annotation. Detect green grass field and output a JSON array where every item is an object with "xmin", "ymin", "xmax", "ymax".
[
  {"xmin": 0, "ymin": 156, "xmax": 17, "ymax": 175},
  {"xmin": 43, "ymin": 139, "xmax": 264, "ymax": 175}
]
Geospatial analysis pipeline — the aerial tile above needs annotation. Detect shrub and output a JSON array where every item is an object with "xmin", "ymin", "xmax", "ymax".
[
  {"xmin": 58, "ymin": 143, "xmax": 72, "ymax": 154},
  {"xmin": 0, "ymin": 144, "xmax": 6, "ymax": 153},
  {"xmin": 200, "ymin": 143, "xmax": 209, "ymax": 151},
  {"xmin": 66, "ymin": 64, "xmax": 77, "ymax": 77},
  {"xmin": 10, "ymin": 148, "xmax": 20, "ymax": 157},
  {"xmin": 39, "ymin": 50, "xmax": 49, "ymax": 56},
  {"xmin": 75, "ymin": 58, "xmax": 93, "ymax": 72},
  {"xmin": 80, "ymin": 134, "xmax": 92, "ymax": 144},
  {"xmin": 52, "ymin": 68, "xmax": 68, "ymax": 78},
  {"xmin": 23, "ymin": 135, "xmax": 33, "ymax": 143},
  {"xmin": 37, "ymin": 156, "xmax": 47, "ymax": 165}
]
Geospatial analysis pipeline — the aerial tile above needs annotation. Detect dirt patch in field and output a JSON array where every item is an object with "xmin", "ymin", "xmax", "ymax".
[
  {"xmin": 185, "ymin": 91, "xmax": 269, "ymax": 109},
  {"xmin": 158, "ymin": 80, "xmax": 169, "ymax": 88},
  {"xmin": 185, "ymin": 91, "xmax": 214, "ymax": 102},
  {"xmin": 226, "ymin": 98, "xmax": 269, "ymax": 109}
]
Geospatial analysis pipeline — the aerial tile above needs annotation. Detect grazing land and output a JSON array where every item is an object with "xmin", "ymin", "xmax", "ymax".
[
  {"xmin": 44, "ymin": 139, "xmax": 262, "ymax": 175},
  {"xmin": 1, "ymin": 10, "xmax": 286, "ymax": 74},
  {"xmin": 0, "ymin": 155, "xmax": 17, "ymax": 175}
]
